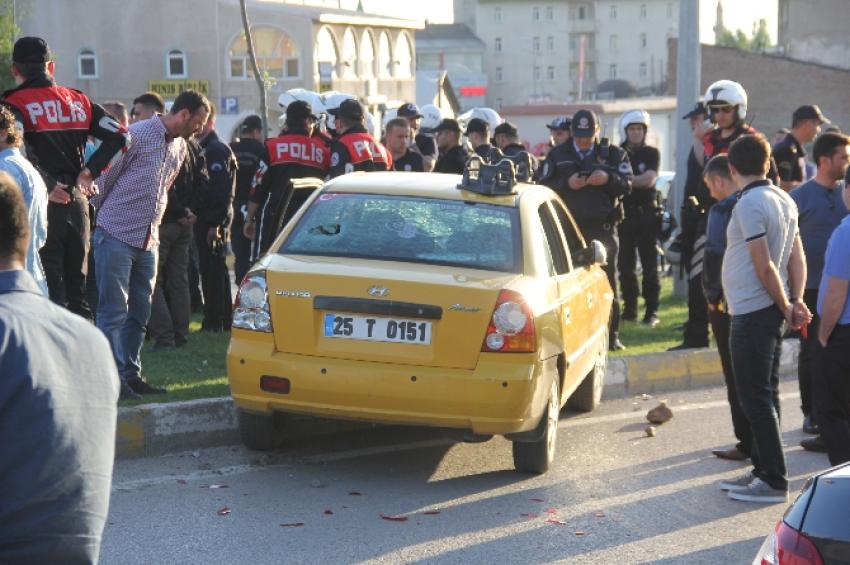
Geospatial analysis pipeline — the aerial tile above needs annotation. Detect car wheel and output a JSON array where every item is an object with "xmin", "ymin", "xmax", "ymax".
[
  {"xmin": 512, "ymin": 378, "xmax": 559, "ymax": 474},
  {"xmin": 568, "ymin": 333, "xmax": 608, "ymax": 412},
  {"xmin": 238, "ymin": 409, "xmax": 285, "ymax": 451}
]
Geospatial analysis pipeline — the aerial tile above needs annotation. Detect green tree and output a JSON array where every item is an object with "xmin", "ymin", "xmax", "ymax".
[
  {"xmin": 750, "ymin": 19, "xmax": 772, "ymax": 51},
  {"xmin": 0, "ymin": 0, "xmax": 18, "ymax": 92},
  {"xmin": 715, "ymin": 18, "xmax": 773, "ymax": 52}
]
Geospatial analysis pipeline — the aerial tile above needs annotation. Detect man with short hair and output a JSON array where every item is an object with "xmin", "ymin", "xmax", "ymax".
[
  {"xmin": 433, "ymin": 118, "xmax": 469, "ymax": 175},
  {"xmin": 386, "ymin": 118, "xmax": 424, "ymax": 172},
  {"xmin": 0, "ymin": 175, "xmax": 118, "ymax": 563},
  {"xmin": 2, "ymin": 36, "xmax": 129, "ymax": 319},
  {"xmin": 397, "ymin": 102, "xmax": 437, "ymax": 171},
  {"xmin": 0, "ymin": 105, "xmax": 47, "ymax": 294},
  {"xmin": 538, "ymin": 117, "xmax": 573, "ymax": 189},
  {"xmin": 93, "ymin": 90, "xmax": 210, "ymax": 400},
  {"xmin": 814, "ymin": 167, "xmax": 850, "ymax": 466},
  {"xmin": 466, "ymin": 118, "xmax": 494, "ymax": 160},
  {"xmin": 702, "ymin": 155, "xmax": 750, "ymax": 461},
  {"xmin": 327, "ymin": 99, "xmax": 391, "ymax": 178},
  {"xmin": 773, "ymin": 105, "xmax": 827, "ymax": 192},
  {"xmin": 230, "ymin": 115, "xmax": 265, "ymax": 284},
  {"xmin": 131, "ymin": 91, "xmax": 165, "ymax": 123},
  {"xmin": 721, "ymin": 134, "xmax": 810, "ymax": 503},
  {"xmin": 791, "ymin": 132, "xmax": 850, "ymax": 446}
]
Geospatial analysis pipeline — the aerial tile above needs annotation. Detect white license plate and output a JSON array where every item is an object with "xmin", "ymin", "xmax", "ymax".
[{"xmin": 322, "ymin": 313, "xmax": 432, "ymax": 345}]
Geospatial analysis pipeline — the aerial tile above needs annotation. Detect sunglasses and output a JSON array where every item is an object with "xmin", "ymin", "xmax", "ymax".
[{"xmin": 709, "ymin": 105, "xmax": 735, "ymax": 114}]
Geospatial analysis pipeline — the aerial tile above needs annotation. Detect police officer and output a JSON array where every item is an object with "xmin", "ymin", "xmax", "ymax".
[
  {"xmin": 327, "ymin": 99, "xmax": 391, "ymax": 178},
  {"xmin": 538, "ymin": 117, "xmax": 572, "ymax": 187},
  {"xmin": 195, "ymin": 104, "xmax": 238, "ymax": 332},
  {"xmin": 397, "ymin": 102, "xmax": 437, "ymax": 171},
  {"xmin": 433, "ymin": 119, "xmax": 469, "ymax": 174},
  {"xmin": 553, "ymin": 109, "xmax": 633, "ymax": 350},
  {"xmin": 617, "ymin": 109, "xmax": 661, "ymax": 327},
  {"xmin": 465, "ymin": 118, "xmax": 495, "ymax": 159},
  {"xmin": 773, "ymin": 104, "xmax": 827, "ymax": 191},
  {"xmin": 385, "ymin": 118, "xmax": 424, "ymax": 172},
  {"xmin": 244, "ymin": 101, "xmax": 329, "ymax": 257},
  {"xmin": 494, "ymin": 122, "xmax": 539, "ymax": 172},
  {"xmin": 2, "ymin": 36, "xmax": 129, "ymax": 319},
  {"xmin": 229, "ymin": 115, "xmax": 266, "ymax": 284}
]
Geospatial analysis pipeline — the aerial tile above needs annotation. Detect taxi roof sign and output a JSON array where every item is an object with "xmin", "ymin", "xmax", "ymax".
[{"xmin": 458, "ymin": 155, "xmax": 517, "ymax": 195}]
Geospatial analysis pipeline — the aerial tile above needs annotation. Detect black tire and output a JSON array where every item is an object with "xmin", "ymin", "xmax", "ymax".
[
  {"xmin": 238, "ymin": 410, "xmax": 285, "ymax": 451},
  {"xmin": 512, "ymin": 378, "xmax": 559, "ymax": 474},
  {"xmin": 568, "ymin": 334, "xmax": 608, "ymax": 412}
]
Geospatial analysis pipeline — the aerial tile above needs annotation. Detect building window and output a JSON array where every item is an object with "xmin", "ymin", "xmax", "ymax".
[
  {"xmin": 569, "ymin": 6, "xmax": 576, "ymax": 19},
  {"xmin": 533, "ymin": 36, "xmax": 540, "ymax": 52},
  {"xmin": 547, "ymin": 36, "xmax": 554, "ymax": 51},
  {"xmin": 547, "ymin": 65, "xmax": 554, "ymax": 80},
  {"xmin": 667, "ymin": 2, "xmax": 673, "ymax": 17},
  {"xmin": 610, "ymin": 34, "xmax": 617, "ymax": 49},
  {"xmin": 640, "ymin": 4, "xmax": 647, "ymax": 18},
  {"xmin": 166, "ymin": 49, "xmax": 187, "ymax": 78},
  {"xmin": 546, "ymin": 6, "xmax": 553, "ymax": 20},
  {"xmin": 569, "ymin": 36, "xmax": 576, "ymax": 50},
  {"xmin": 609, "ymin": 63, "xmax": 617, "ymax": 78},
  {"xmin": 494, "ymin": 7, "xmax": 501, "ymax": 22},
  {"xmin": 496, "ymin": 66, "xmax": 503, "ymax": 81},
  {"xmin": 639, "ymin": 62, "xmax": 647, "ymax": 77},
  {"xmin": 640, "ymin": 33, "xmax": 647, "ymax": 48},
  {"xmin": 578, "ymin": 5, "xmax": 587, "ymax": 19},
  {"xmin": 610, "ymin": 4, "xmax": 617, "ymax": 19},
  {"xmin": 360, "ymin": 31, "xmax": 375, "ymax": 78},
  {"xmin": 534, "ymin": 66, "xmax": 541, "ymax": 81},
  {"xmin": 229, "ymin": 26, "xmax": 300, "ymax": 80},
  {"xmin": 394, "ymin": 33, "xmax": 414, "ymax": 79},
  {"xmin": 495, "ymin": 37, "xmax": 502, "ymax": 53},
  {"xmin": 316, "ymin": 26, "xmax": 340, "ymax": 82},
  {"xmin": 77, "ymin": 49, "xmax": 97, "ymax": 79},
  {"xmin": 533, "ymin": 6, "xmax": 540, "ymax": 21}
]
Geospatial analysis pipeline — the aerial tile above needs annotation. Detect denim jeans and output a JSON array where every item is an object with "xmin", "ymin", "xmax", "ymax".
[
  {"xmin": 93, "ymin": 227, "xmax": 157, "ymax": 381},
  {"xmin": 730, "ymin": 304, "xmax": 787, "ymax": 490},
  {"xmin": 814, "ymin": 325, "xmax": 850, "ymax": 466}
]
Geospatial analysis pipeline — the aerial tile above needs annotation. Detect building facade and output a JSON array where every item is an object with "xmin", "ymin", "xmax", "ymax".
[
  {"xmin": 16, "ymin": 0, "xmax": 421, "ymax": 137},
  {"xmin": 415, "ymin": 23, "xmax": 487, "ymax": 111},
  {"xmin": 778, "ymin": 0, "xmax": 850, "ymax": 71},
  {"xmin": 453, "ymin": 0, "xmax": 679, "ymax": 108}
]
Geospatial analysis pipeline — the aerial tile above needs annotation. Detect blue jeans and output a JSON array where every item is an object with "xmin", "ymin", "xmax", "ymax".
[
  {"xmin": 93, "ymin": 228, "xmax": 157, "ymax": 381},
  {"xmin": 730, "ymin": 304, "xmax": 787, "ymax": 490}
]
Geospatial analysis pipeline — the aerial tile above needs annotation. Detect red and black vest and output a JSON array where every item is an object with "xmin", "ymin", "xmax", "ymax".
[
  {"xmin": 338, "ymin": 132, "xmax": 392, "ymax": 169},
  {"xmin": 266, "ymin": 134, "xmax": 329, "ymax": 172}
]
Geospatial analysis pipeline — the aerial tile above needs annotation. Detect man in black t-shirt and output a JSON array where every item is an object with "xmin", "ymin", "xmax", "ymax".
[
  {"xmin": 772, "ymin": 104, "xmax": 826, "ymax": 191},
  {"xmin": 433, "ymin": 119, "xmax": 469, "ymax": 175},
  {"xmin": 229, "ymin": 115, "xmax": 265, "ymax": 283},
  {"xmin": 385, "ymin": 118, "xmax": 424, "ymax": 172},
  {"xmin": 617, "ymin": 110, "xmax": 661, "ymax": 327},
  {"xmin": 397, "ymin": 102, "xmax": 437, "ymax": 171}
]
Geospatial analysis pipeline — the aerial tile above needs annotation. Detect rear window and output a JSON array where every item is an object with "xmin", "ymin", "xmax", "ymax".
[{"xmin": 281, "ymin": 192, "xmax": 521, "ymax": 272}]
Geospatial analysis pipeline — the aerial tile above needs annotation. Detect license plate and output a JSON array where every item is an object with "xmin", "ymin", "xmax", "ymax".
[{"xmin": 323, "ymin": 313, "xmax": 432, "ymax": 345}]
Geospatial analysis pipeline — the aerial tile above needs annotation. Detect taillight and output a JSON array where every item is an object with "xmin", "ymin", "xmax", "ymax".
[
  {"xmin": 481, "ymin": 289, "xmax": 536, "ymax": 353},
  {"xmin": 232, "ymin": 272, "xmax": 273, "ymax": 332},
  {"xmin": 753, "ymin": 521, "xmax": 824, "ymax": 565}
]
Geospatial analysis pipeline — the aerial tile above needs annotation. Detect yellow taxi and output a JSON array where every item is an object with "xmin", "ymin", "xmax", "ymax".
[{"xmin": 227, "ymin": 159, "xmax": 613, "ymax": 474}]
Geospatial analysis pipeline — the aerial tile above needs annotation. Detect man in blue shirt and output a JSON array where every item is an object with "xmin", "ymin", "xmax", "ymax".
[
  {"xmin": 790, "ymin": 132, "xmax": 850, "ymax": 444},
  {"xmin": 814, "ymin": 167, "xmax": 850, "ymax": 465},
  {"xmin": 0, "ymin": 175, "xmax": 119, "ymax": 563}
]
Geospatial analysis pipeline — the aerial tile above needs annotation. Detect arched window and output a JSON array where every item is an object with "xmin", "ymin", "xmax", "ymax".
[
  {"xmin": 315, "ymin": 27, "xmax": 339, "ymax": 80},
  {"xmin": 394, "ymin": 33, "xmax": 413, "ymax": 79},
  {"xmin": 77, "ymin": 49, "xmax": 97, "ymax": 79},
  {"xmin": 229, "ymin": 27, "xmax": 300, "ymax": 80},
  {"xmin": 341, "ymin": 28, "xmax": 357, "ymax": 78},
  {"xmin": 167, "ymin": 49, "xmax": 187, "ymax": 79},
  {"xmin": 360, "ymin": 31, "xmax": 375, "ymax": 78},
  {"xmin": 377, "ymin": 32, "xmax": 392, "ymax": 78}
]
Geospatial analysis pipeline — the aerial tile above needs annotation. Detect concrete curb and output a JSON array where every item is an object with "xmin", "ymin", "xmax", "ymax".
[{"xmin": 117, "ymin": 339, "xmax": 801, "ymax": 459}]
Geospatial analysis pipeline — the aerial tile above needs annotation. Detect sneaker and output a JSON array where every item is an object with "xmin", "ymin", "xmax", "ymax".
[
  {"xmin": 642, "ymin": 313, "xmax": 660, "ymax": 328},
  {"xmin": 802, "ymin": 415, "xmax": 819, "ymax": 435},
  {"xmin": 719, "ymin": 471, "xmax": 755, "ymax": 491},
  {"xmin": 727, "ymin": 477, "xmax": 789, "ymax": 503},
  {"xmin": 609, "ymin": 338, "xmax": 626, "ymax": 351},
  {"xmin": 800, "ymin": 436, "xmax": 826, "ymax": 453},
  {"xmin": 119, "ymin": 381, "xmax": 142, "ymax": 401},
  {"xmin": 126, "ymin": 376, "xmax": 167, "ymax": 395}
]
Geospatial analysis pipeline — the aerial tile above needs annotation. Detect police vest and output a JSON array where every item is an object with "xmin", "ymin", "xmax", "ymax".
[
  {"xmin": 266, "ymin": 134, "xmax": 329, "ymax": 171},
  {"xmin": 5, "ymin": 84, "xmax": 92, "ymax": 132},
  {"xmin": 703, "ymin": 124, "xmax": 757, "ymax": 160},
  {"xmin": 339, "ymin": 133, "xmax": 392, "ymax": 168}
]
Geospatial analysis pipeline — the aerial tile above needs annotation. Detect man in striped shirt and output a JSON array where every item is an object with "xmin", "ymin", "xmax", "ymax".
[{"xmin": 92, "ymin": 90, "xmax": 210, "ymax": 400}]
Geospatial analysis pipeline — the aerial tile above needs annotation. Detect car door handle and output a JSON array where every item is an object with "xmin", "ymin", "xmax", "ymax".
[{"xmin": 586, "ymin": 292, "xmax": 594, "ymax": 308}]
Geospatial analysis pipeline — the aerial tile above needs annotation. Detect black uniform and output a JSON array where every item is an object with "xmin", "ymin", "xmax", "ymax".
[
  {"xmin": 537, "ymin": 141, "xmax": 573, "ymax": 188},
  {"xmin": 250, "ymin": 128, "xmax": 329, "ymax": 257},
  {"xmin": 415, "ymin": 132, "xmax": 438, "ymax": 162},
  {"xmin": 434, "ymin": 144, "xmax": 469, "ymax": 174},
  {"xmin": 195, "ymin": 130, "xmax": 237, "ymax": 332},
  {"xmin": 618, "ymin": 143, "xmax": 661, "ymax": 320},
  {"xmin": 472, "ymin": 143, "xmax": 497, "ymax": 160},
  {"xmin": 772, "ymin": 132, "xmax": 807, "ymax": 186},
  {"xmin": 3, "ymin": 75, "xmax": 129, "ymax": 319},
  {"xmin": 392, "ymin": 149, "xmax": 424, "ymax": 172},
  {"xmin": 327, "ymin": 124, "xmax": 391, "ymax": 178},
  {"xmin": 229, "ymin": 137, "xmax": 265, "ymax": 284},
  {"xmin": 549, "ymin": 140, "xmax": 633, "ymax": 345}
]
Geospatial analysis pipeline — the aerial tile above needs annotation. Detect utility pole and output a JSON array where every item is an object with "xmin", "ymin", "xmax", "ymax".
[{"xmin": 671, "ymin": 0, "xmax": 700, "ymax": 297}]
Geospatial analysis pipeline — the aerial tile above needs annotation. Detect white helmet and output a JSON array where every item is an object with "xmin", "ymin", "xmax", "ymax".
[
  {"xmin": 704, "ymin": 79, "xmax": 747, "ymax": 120},
  {"xmin": 364, "ymin": 110, "xmax": 379, "ymax": 138},
  {"xmin": 468, "ymin": 107, "xmax": 503, "ymax": 132},
  {"xmin": 619, "ymin": 109, "xmax": 650, "ymax": 142},
  {"xmin": 277, "ymin": 89, "xmax": 326, "ymax": 115},
  {"xmin": 382, "ymin": 107, "xmax": 398, "ymax": 131},
  {"xmin": 419, "ymin": 104, "xmax": 444, "ymax": 132},
  {"xmin": 321, "ymin": 92, "xmax": 356, "ymax": 131}
]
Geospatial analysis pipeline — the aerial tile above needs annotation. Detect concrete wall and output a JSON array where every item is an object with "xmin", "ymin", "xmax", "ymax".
[{"xmin": 778, "ymin": 0, "xmax": 850, "ymax": 71}]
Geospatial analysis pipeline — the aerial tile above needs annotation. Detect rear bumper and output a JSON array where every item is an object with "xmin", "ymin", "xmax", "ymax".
[{"xmin": 227, "ymin": 331, "xmax": 550, "ymax": 435}]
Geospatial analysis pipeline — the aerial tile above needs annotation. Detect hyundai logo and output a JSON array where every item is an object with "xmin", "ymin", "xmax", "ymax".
[{"xmin": 368, "ymin": 285, "xmax": 389, "ymax": 298}]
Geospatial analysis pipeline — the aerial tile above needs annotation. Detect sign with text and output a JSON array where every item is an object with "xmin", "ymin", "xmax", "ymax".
[
  {"xmin": 220, "ymin": 96, "xmax": 239, "ymax": 115},
  {"xmin": 149, "ymin": 80, "xmax": 210, "ymax": 98}
]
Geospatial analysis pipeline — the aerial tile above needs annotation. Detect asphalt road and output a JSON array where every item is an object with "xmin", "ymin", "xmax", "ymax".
[{"xmin": 101, "ymin": 379, "xmax": 829, "ymax": 564}]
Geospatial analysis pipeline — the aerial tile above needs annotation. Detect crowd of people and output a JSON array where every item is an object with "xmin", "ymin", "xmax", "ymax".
[{"xmin": 2, "ymin": 32, "xmax": 850, "ymax": 560}]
